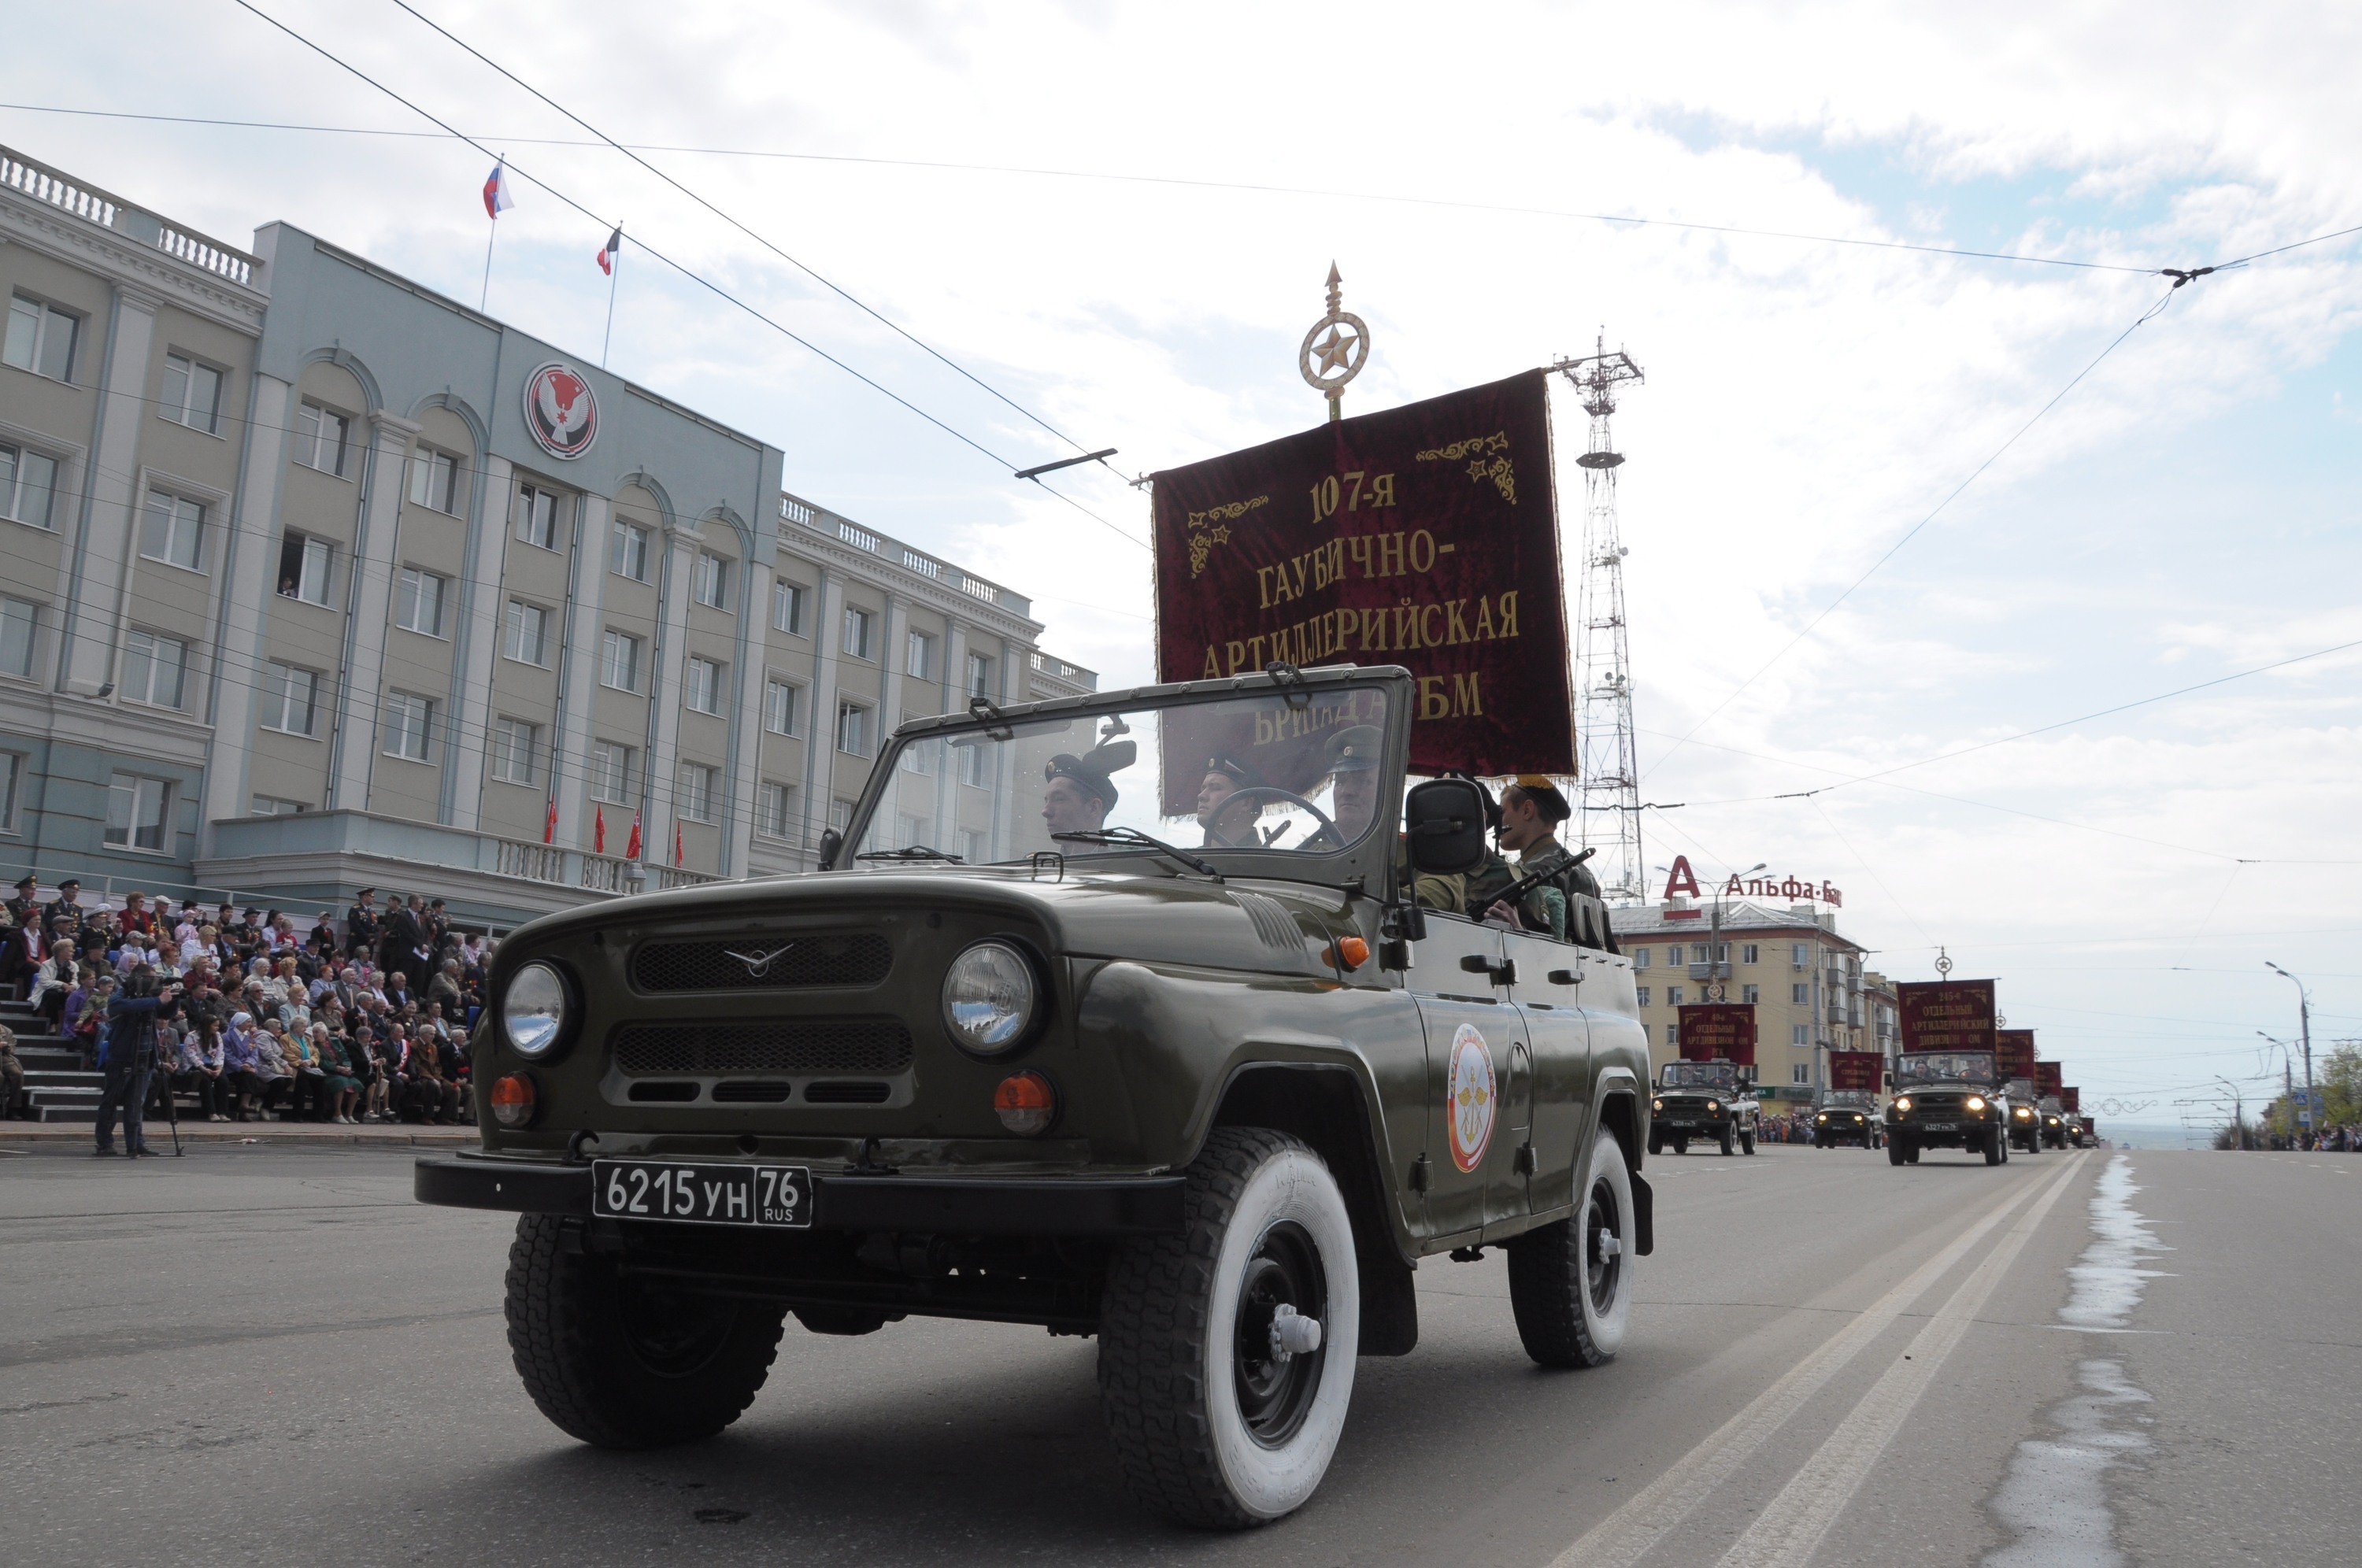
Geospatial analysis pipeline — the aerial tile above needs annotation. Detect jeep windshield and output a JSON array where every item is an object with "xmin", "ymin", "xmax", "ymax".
[
  {"xmin": 1820, "ymin": 1090, "xmax": 1876, "ymax": 1109},
  {"xmin": 1661, "ymin": 1062, "xmax": 1738, "ymax": 1089},
  {"xmin": 845, "ymin": 681, "xmax": 1394, "ymax": 871},
  {"xmin": 1896, "ymin": 1051, "xmax": 1996, "ymax": 1086}
]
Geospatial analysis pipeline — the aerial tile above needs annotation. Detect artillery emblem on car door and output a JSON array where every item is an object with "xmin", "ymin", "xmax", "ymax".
[{"xmin": 1448, "ymin": 1023, "xmax": 1497, "ymax": 1172}]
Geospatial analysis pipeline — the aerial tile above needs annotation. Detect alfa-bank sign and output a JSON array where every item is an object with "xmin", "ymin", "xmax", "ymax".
[{"xmin": 1661, "ymin": 855, "xmax": 1844, "ymax": 910}]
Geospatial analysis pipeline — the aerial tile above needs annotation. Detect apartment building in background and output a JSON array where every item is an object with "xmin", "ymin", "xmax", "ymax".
[{"xmin": 0, "ymin": 144, "xmax": 1092, "ymax": 926}]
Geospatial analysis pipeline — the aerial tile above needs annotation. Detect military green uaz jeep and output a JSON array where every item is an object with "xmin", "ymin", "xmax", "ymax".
[
  {"xmin": 416, "ymin": 664, "xmax": 1654, "ymax": 1528},
  {"xmin": 1648, "ymin": 1060, "xmax": 1758, "ymax": 1156},
  {"xmin": 1886, "ymin": 1049, "xmax": 2014, "ymax": 1166},
  {"xmin": 1811, "ymin": 1089, "xmax": 1882, "ymax": 1148}
]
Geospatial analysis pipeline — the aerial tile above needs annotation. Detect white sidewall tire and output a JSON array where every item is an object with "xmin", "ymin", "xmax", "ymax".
[
  {"xmin": 1579, "ymin": 1126, "xmax": 1635, "ymax": 1358},
  {"xmin": 1202, "ymin": 1147, "xmax": 1360, "ymax": 1520}
]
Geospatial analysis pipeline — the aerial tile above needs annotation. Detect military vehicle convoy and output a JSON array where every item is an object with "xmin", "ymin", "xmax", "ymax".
[
  {"xmin": 2003, "ymin": 1078, "xmax": 2045, "ymax": 1155},
  {"xmin": 2038, "ymin": 1097, "xmax": 2072, "ymax": 1149},
  {"xmin": 1884, "ymin": 1048, "xmax": 2016, "ymax": 1165},
  {"xmin": 1812, "ymin": 1089, "xmax": 1883, "ymax": 1148},
  {"xmin": 413, "ymin": 665, "xmax": 1656, "ymax": 1529},
  {"xmin": 1649, "ymin": 1060, "xmax": 1759, "ymax": 1156}
]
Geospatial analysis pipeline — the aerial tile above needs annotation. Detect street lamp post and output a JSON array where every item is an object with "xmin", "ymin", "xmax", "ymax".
[
  {"xmin": 2216, "ymin": 1077, "xmax": 2246, "ymax": 1150},
  {"xmin": 2265, "ymin": 963, "xmax": 2316, "ymax": 1139}
]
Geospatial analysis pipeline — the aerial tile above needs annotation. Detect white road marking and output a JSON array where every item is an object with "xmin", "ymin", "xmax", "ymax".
[
  {"xmin": 1546, "ymin": 1154, "xmax": 2086, "ymax": 1568},
  {"xmin": 1712, "ymin": 1156, "xmax": 2082, "ymax": 1568}
]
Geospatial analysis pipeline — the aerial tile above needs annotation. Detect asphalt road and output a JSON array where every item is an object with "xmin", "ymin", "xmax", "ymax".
[{"xmin": 2, "ymin": 1137, "xmax": 2354, "ymax": 1566}]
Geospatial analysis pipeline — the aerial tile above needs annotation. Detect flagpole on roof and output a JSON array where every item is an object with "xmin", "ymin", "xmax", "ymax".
[
  {"xmin": 479, "ymin": 154, "xmax": 510, "ymax": 313},
  {"xmin": 600, "ymin": 225, "xmax": 622, "ymax": 368},
  {"xmin": 479, "ymin": 210, "xmax": 497, "ymax": 312}
]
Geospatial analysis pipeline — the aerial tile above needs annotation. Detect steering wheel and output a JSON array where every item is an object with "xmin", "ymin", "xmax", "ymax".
[{"xmin": 1202, "ymin": 786, "xmax": 1346, "ymax": 852}]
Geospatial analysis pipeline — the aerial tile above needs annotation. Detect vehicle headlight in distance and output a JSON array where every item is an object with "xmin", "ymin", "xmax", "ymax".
[
  {"xmin": 1894, "ymin": 1096, "xmax": 1912, "ymax": 1113},
  {"xmin": 2016, "ymin": 1106, "xmax": 2033, "ymax": 1119},
  {"xmin": 1965, "ymin": 1095, "xmax": 1987, "ymax": 1112},
  {"xmin": 502, "ymin": 962, "xmax": 570, "ymax": 1058},
  {"xmin": 1652, "ymin": 1097, "xmax": 1663, "ymax": 1111},
  {"xmin": 942, "ymin": 941, "xmax": 1037, "ymax": 1055}
]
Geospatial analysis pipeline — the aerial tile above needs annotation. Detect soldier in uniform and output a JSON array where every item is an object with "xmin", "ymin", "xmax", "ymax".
[
  {"xmin": 8, "ymin": 874, "xmax": 40, "ymax": 931},
  {"xmin": 345, "ymin": 889, "xmax": 381, "ymax": 961},
  {"xmin": 1482, "ymin": 775, "xmax": 1618, "ymax": 952},
  {"xmin": 1194, "ymin": 756, "xmax": 1266, "ymax": 849},
  {"xmin": 1455, "ymin": 777, "xmax": 1564, "ymax": 937},
  {"xmin": 1040, "ymin": 739, "xmax": 1136, "ymax": 838},
  {"xmin": 42, "ymin": 877, "xmax": 84, "ymax": 942}
]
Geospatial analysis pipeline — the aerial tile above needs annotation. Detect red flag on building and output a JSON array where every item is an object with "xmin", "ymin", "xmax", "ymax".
[
  {"xmin": 543, "ymin": 796, "xmax": 557, "ymax": 845},
  {"xmin": 672, "ymin": 820, "xmax": 685, "ymax": 867},
  {"xmin": 594, "ymin": 806, "xmax": 605, "ymax": 854},
  {"xmin": 624, "ymin": 811, "xmax": 642, "ymax": 860}
]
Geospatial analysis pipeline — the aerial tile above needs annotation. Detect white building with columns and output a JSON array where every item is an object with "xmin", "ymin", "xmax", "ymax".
[{"xmin": 0, "ymin": 143, "xmax": 1092, "ymax": 927}]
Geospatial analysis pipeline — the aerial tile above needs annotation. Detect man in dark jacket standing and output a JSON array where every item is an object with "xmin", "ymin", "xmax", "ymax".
[
  {"xmin": 345, "ymin": 888, "xmax": 381, "ymax": 962},
  {"xmin": 97, "ymin": 965, "xmax": 179, "ymax": 1158}
]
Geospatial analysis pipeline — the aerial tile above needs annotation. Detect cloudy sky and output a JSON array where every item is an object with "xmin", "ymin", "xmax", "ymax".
[{"xmin": 9, "ymin": 1, "xmax": 2358, "ymax": 1129}]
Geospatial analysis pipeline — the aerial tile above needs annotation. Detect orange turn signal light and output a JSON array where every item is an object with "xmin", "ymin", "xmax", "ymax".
[
  {"xmin": 994, "ymin": 1070, "xmax": 1057, "ymax": 1137},
  {"xmin": 1324, "ymin": 936, "xmax": 1370, "ymax": 971},
  {"xmin": 490, "ymin": 1071, "xmax": 538, "ymax": 1129}
]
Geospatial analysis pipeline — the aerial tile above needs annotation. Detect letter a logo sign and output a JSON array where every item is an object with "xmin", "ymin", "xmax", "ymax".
[{"xmin": 1662, "ymin": 854, "xmax": 1701, "ymax": 901}]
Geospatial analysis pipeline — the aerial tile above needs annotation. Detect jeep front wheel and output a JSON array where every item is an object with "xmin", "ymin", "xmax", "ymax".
[
  {"xmin": 1506, "ymin": 1125, "xmax": 1636, "ymax": 1368},
  {"xmin": 1098, "ymin": 1126, "xmax": 1360, "ymax": 1528},
  {"xmin": 504, "ymin": 1215, "xmax": 786, "ymax": 1448}
]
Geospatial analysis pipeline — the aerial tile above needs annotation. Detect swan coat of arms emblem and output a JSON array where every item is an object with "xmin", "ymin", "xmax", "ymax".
[{"xmin": 524, "ymin": 361, "xmax": 598, "ymax": 460}]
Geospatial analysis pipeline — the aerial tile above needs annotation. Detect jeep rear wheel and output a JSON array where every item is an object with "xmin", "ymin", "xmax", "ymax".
[
  {"xmin": 1098, "ymin": 1126, "xmax": 1359, "ymax": 1528},
  {"xmin": 1506, "ymin": 1125, "xmax": 1636, "ymax": 1369},
  {"xmin": 504, "ymin": 1215, "xmax": 785, "ymax": 1449}
]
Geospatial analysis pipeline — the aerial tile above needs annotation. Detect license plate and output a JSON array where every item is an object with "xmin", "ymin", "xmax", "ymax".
[
  {"xmin": 592, "ymin": 1159, "xmax": 812, "ymax": 1229},
  {"xmin": 1920, "ymin": 1122, "xmax": 1956, "ymax": 1131}
]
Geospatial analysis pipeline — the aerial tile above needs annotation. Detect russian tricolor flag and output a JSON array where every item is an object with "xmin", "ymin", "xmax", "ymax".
[{"xmin": 482, "ymin": 161, "xmax": 515, "ymax": 220}]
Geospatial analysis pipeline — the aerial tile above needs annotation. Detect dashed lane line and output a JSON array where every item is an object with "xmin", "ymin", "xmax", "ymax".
[{"xmin": 1546, "ymin": 1153, "xmax": 2087, "ymax": 1568}]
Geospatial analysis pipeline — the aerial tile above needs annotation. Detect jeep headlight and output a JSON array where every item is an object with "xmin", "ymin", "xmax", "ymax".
[
  {"xmin": 1966, "ymin": 1095, "xmax": 1988, "ymax": 1113},
  {"xmin": 502, "ymin": 961, "xmax": 571, "ymax": 1059},
  {"xmin": 1652, "ymin": 1097, "xmax": 1663, "ymax": 1111},
  {"xmin": 2015, "ymin": 1106, "xmax": 2032, "ymax": 1119},
  {"xmin": 942, "ymin": 941, "xmax": 1037, "ymax": 1055},
  {"xmin": 1816, "ymin": 1113, "xmax": 1828, "ymax": 1122},
  {"xmin": 1894, "ymin": 1096, "xmax": 1912, "ymax": 1114}
]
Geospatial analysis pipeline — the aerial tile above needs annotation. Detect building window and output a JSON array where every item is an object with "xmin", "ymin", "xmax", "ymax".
[
  {"xmin": 1667, "ymin": 945, "xmax": 1683, "ymax": 966},
  {"xmin": 408, "ymin": 448, "xmax": 461, "ymax": 513},
  {"xmin": 829, "ymin": 797, "xmax": 853, "ymax": 832},
  {"xmin": 0, "ymin": 751, "xmax": 20, "ymax": 830},
  {"xmin": 0, "ymin": 597, "xmax": 37, "ymax": 679},
  {"xmin": 1742, "ymin": 983, "xmax": 1760, "ymax": 1004},
  {"xmin": 683, "ymin": 656, "xmax": 724, "ymax": 716},
  {"xmin": 905, "ymin": 630, "xmax": 934, "ymax": 681},
  {"xmin": 764, "ymin": 679, "xmax": 800, "ymax": 736},
  {"xmin": 103, "ymin": 773, "xmax": 170, "ymax": 851},
  {"xmin": 1792, "ymin": 943, "xmax": 1810, "ymax": 967},
  {"xmin": 4, "ymin": 293, "xmax": 78, "ymax": 381},
  {"xmin": 610, "ymin": 519, "xmax": 650, "ymax": 581},
  {"xmin": 0, "ymin": 440, "xmax": 58, "ymax": 529},
  {"xmin": 259, "ymin": 661, "xmax": 318, "ymax": 737},
  {"xmin": 900, "ymin": 720, "xmax": 935, "ymax": 775},
  {"xmin": 1631, "ymin": 947, "xmax": 1650, "ymax": 970},
  {"xmin": 139, "ymin": 490, "xmax": 205, "ymax": 571},
  {"xmin": 250, "ymin": 795, "xmax": 308, "ymax": 816},
  {"xmin": 515, "ymin": 484, "xmax": 559, "ymax": 549},
  {"xmin": 1666, "ymin": 1024, "xmax": 1679, "ymax": 1048},
  {"xmin": 1635, "ymin": 986, "xmax": 1650, "ymax": 1009},
  {"xmin": 676, "ymin": 761, "xmax": 717, "ymax": 823},
  {"xmin": 897, "ymin": 812, "xmax": 927, "ymax": 848},
  {"xmin": 293, "ymin": 400, "xmax": 350, "ymax": 477},
  {"xmin": 1666, "ymin": 985, "xmax": 1684, "ymax": 1008},
  {"xmin": 491, "ymin": 716, "xmax": 541, "ymax": 786},
  {"xmin": 600, "ymin": 629, "xmax": 642, "ymax": 693},
  {"xmin": 773, "ymin": 579, "xmax": 809, "ymax": 635},
  {"xmin": 836, "ymin": 700, "xmax": 872, "ymax": 756},
  {"xmin": 1794, "ymin": 1063, "xmax": 1812, "ymax": 1085},
  {"xmin": 395, "ymin": 568, "xmax": 446, "ymax": 636},
  {"xmin": 383, "ymin": 690, "xmax": 435, "ymax": 762},
  {"xmin": 1792, "ymin": 982, "xmax": 1811, "ymax": 1005},
  {"xmin": 957, "ymin": 828, "xmax": 986, "ymax": 864},
  {"xmin": 119, "ymin": 630, "xmax": 187, "ymax": 709},
  {"xmin": 957, "ymin": 739, "xmax": 990, "ymax": 787},
  {"xmin": 757, "ymin": 781, "xmax": 797, "ymax": 840},
  {"xmin": 1792, "ymin": 1024, "xmax": 1809, "ymax": 1047},
  {"xmin": 1741, "ymin": 944, "xmax": 1759, "ymax": 965},
  {"xmin": 503, "ymin": 600, "xmax": 553, "ymax": 666},
  {"xmin": 159, "ymin": 353, "xmax": 223, "ymax": 433},
  {"xmin": 276, "ymin": 533, "xmax": 334, "ymax": 605},
  {"xmin": 842, "ymin": 605, "xmax": 875, "ymax": 660},
  {"xmin": 589, "ymin": 740, "xmax": 635, "ymax": 804},
  {"xmin": 692, "ymin": 551, "xmax": 730, "ymax": 609},
  {"xmin": 965, "ymin": 651, "xmax": 994, "ymax": 698}
]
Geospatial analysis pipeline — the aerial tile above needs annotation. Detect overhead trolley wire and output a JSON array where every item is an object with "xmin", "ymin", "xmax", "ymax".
[{"xmin": 220, "ymin": 2, "xmax": 1148, "ymax": 553}]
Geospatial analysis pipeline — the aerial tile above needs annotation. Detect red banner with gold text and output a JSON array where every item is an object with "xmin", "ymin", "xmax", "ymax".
[
  {"xmin": 2035, "ymin": 1062, "xmax": 2064, "ymax": 1099},
  {"xmin": 1995, "ymin": 1029, "xmax": 2038, "ymax": 1082},
  {"xmin": 1828, "ymin": 1050, "xmax": 1884, "ymax": 1093},
  {"xmin": 1897, "ymin": 979, "xmax": 1997, "ymax": 1054},
  {"xmin": 1151, "ymin": 369, "xmax": 1572, "ymax": 779},
  {"xmin": 1677, "ymin": 1003, "xmax": 1757, "ymax": 1065}
]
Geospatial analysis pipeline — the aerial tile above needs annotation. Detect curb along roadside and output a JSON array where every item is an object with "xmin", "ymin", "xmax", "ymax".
[{"xmin": 0, "ymin": 1124, "xmax": 479, "ymax": 1152}]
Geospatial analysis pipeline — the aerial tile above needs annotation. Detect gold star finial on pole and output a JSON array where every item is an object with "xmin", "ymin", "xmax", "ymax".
[{"xmin": 1299, "ymin": 261, "xmax": 1368, "ymax": 423}]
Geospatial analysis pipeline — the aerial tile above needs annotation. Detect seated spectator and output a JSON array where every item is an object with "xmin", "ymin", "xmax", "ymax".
[
  {"xmin": 30, "ymin": 937, "xmax": 77, "ymax": 1031},
  {"xmin": 428, "ymin": 958, "xmax": 464, "ymax": 1015},
  {"xmin": 309, "ymin": 911, "xmax": 339, "ymax": 957},
  {"xmin": 120, "ymin": 891, "xmax": 154, "ymax": 938},
  {"xmin": 403, "ymin": 1028, "xmax": 459, "ymax": 1125},
  {"xmin": 176, "ymin": 1019, "xmax": 230, "ymax": 1121},
  {"xmin": 313, "ymin": 1022, "xmax": 362, "ymax": 1124},
  {"xmin": 273, "ymin": 1016, "xmax": 324, "ymax": 1120},
  {"xmin": 240, "ymin": 1018, "xmax": 295, "ymax": 1119},
  {"xmin": 0, "ymin": 1017, "xmax": 24, "ymax": 1119}
]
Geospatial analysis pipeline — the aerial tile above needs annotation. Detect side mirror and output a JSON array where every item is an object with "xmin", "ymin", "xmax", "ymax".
[
  {"xmin": 816, "ymin": 828, "xmax": 844, "ymax": 871},
  {"xmin": 1403, "ymin": 778, "xmax": 1487, "ymax": 875}
]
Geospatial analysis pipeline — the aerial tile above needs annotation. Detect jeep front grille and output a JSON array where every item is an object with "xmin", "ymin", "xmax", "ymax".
[
  {"xmin": 630, "ymin": 932, "xmax": 892, "ymax": 992},
  {"xmin": 612, "ymin": 1019, "xmax": 915, "ymax": 1076}
]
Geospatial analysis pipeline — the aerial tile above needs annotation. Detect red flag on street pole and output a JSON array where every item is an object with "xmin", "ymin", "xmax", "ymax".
[
  {"xmin": 543, "ymin": 796, "xmax": 557, "ymax": 845},
  {"xmin": 594, "ymin": 806, "xmax": 605, "ymax": 855},
  {"xmin": 673, "ymin": 820, "xmax": 685, "ymax": 867},
  {"xmin": 624, "ymin": 811, "xmax": 642, "ymax": 860}
]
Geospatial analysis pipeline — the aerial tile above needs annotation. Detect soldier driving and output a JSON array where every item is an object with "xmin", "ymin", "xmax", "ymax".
[
  {"xmin": 1041, "ymin": 739, "xmax": 1136, "ymax": 837},
  {"xmin": 1324, "ymin": 725, "xmax": 1383, "ymax": 839},
  {"xmin": 1195, "ymin": 755, "xmax": 1264, "ymax": 848}
]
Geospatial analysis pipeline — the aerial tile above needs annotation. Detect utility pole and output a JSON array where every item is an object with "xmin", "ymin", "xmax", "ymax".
[
  {"xmin": 2267, "ymin": 962, "xmax": 2316, "ymax": 1138},
  {"xmin": 1553, "ymin": 335, "xmax": 1646, "ymax": 903}
]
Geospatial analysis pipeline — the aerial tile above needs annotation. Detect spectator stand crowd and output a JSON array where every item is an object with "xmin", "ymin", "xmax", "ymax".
[{"xmin": 1, "ymin": 877, "xmax": 493, "ymax": 1154}]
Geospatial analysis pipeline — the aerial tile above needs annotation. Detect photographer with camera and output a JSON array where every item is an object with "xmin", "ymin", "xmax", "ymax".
[{"xmin": 95, "ymin": 963, "xmax": 180, "ymax": 1158}]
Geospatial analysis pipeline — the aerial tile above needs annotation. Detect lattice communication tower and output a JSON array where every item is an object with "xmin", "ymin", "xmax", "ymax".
[{"xmin": 1553, "ymin": 334, "xmax": 1646, "ymax": 902}]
